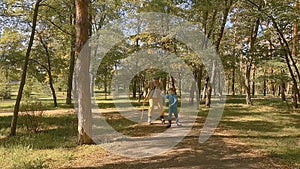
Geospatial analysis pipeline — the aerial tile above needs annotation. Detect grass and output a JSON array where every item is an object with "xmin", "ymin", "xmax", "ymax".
[
  {"xmin": 0, "ymin": 114, "xmax": 78, "ymax": 169},
  {"xmin": 218, "ymin": 96, "xmax": 300, "ymax": 167},
  {"xmin": 0, "ymin": 94, "xmax": 299, "ymax": 168}
]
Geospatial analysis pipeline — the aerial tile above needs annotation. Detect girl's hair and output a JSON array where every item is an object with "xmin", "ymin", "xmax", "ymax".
[{"xmin": 168, "ymin": 87, "xmax": 175, "ymax": 92}]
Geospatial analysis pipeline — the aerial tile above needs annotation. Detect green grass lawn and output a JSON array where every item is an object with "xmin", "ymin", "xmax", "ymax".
[
  {"xmin": 221, "ymin": 96, "xmax": 299, "ymax": 167},
  {"xmin": 0, "ymin": 95, "xmax": 299, "ymax": 168}
]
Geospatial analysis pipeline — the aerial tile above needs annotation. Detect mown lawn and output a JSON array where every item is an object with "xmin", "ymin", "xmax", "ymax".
[{"xmin": 219, "ymin": 96, "xmax": 299, "ymax": 167}]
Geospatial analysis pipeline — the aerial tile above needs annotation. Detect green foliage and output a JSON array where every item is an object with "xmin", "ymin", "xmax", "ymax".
[{"xmin": 0, "ymin": 69, "xmax": 9, "ymax": 98}]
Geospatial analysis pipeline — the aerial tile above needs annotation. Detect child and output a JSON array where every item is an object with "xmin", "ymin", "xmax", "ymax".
[{"xmin": 165, "ymin": 88, "xmax": 182, "ymax": 128}]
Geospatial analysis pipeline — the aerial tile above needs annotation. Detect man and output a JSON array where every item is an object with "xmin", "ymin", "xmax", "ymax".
[{"xmin": 144, "ymin": 77, "xmax": 165, "ymax": 125}]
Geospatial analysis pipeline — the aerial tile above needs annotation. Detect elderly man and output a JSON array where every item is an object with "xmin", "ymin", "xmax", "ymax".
[{"xmin": 144, "ymin": 77, "xmax": 165, "ymax": 125}]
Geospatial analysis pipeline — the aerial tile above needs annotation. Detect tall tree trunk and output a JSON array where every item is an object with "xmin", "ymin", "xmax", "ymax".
[
  {"xmin": 252, "ymin": 66, "xmax": 255, "ymax": 96},
  {"xmin": 232, "ymin": 20, "xmax": 237, "ymax": 96},
  {"xmin": 132, "ymin": 77, "xmax": 137, "ymax": 98},
  {"xmin": 280, "ymin": 78, "xmax": 286, "ymax": 101},
  {"xmin": 46, "ymin": 51, "xmax": 57, "ymax": 107},
  {"xmin": 292, "ymin": 1, "xmax": 299, "ymax": 102},
  {"xmin": 104, "ymin": 77, "xmax": 107, "ymax": 100},
  {"xmin": 75, "ymin": 0, "xmax": 94, "ymax": 145},
  {"xmin": 206, "ymin": 0, "xmax": 232, "ymax": 107},
  {"xmin": 66, "ymin": 3, "xmax": 76, "ymax": 105},
  {"xmin": 192, "ymin": 66, "xmax": 202, "ymax": 109},
  {"xmin": 245, "ymin": 15, "xmax": 260, "ymax": 105},
  {"xmin": 205, "ymin": 63, "xmax": 215, "ymax": 108},
  {"xmin": 245, "ymin": 64, "xmax": 252, "ymax": 105},
  {"xmin": 189, "ymin": 81, "xmax": 196, "ymax": 105},
  {"xmin": 263, "ymin": 69, "xmax": 267, "ymax": 96},
  {"xmin": 292, "ymin": 83, "xmax": 298, "ymax": 109},
  {"xmin": 38, "ymin": 34, "xmax": 58, "ymax": 107},
  {"xmin": 232, "ymin": 67, "xmax": 235, "ymax": 96},
  {"xmin": 197, "ymin": 65, "xmax": 203, "ymax": 103},
  {"xmin": 239, "ymin": 53, "xmax": 244, "ymax": 95},
  {"xmin": 10, "ymin": 0, "xmax": 42, "ymax": 136},
  {"xmin": 293, "ymin": 1, "xmax": 299, "ymax": 60}
]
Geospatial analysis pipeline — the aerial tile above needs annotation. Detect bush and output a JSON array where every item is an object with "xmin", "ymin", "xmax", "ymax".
[
  {"xmin": 20, "ymin": 101, "xmax": 46, "ymax": 133},
  {"xmin": 0, "ymin": 70, "xmax": 10, "ymax": 99}
]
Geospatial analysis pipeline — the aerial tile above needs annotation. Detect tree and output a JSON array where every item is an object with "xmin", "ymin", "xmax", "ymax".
[
  {"xmin": 246, "ymin": 0, "xmax": 300, "ymax": 108},
  {"xmin": 205, "ymin": 0, "xmax": 233, "ymax": 107},
  {"xmin": 75, "ymin": 0, "xmax": 94, "ymax": 145},
  {"xmin": 10, "ymin": 0, "xmax": 42, "ymax": 136},
  {"xmin": 66, "ymin": 1, "xmax": 76, "ymax": 105}
]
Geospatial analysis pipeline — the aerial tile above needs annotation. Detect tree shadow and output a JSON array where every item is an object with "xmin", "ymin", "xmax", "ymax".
[
  {"xmin": 220, "ymin": 120, "xmax": 284, "ymax": 133},
  {"xmin": 62, "ymin": 132, "xmax": 281, "ymax": 169}
]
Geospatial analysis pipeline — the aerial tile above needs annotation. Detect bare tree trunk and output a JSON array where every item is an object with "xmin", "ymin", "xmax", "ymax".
[
  {"xmin": 292, "ymin": 1, "xmax": 299, "ymax": 102},
  {"xmin": 263, "ymin": 69, "xmax": 267, "ymax": 96},
  {"xmin": 232, "ymin": 66, "xmax": 235, "ymax": 96},
  {"xmin": 132, "ymin": 77, "xmax": 137, "ymax": 98},
  {"xmin": 189, "ymin": 81, "xmax": 196, "ymax": 105},
  {"xmin": 197, "ymin": 65, "xmax": 203, "ymax": 103},
  {"xmin": 75, "ymin": 0, "xmax": 94, "ymax": 145},
  {"xmin": 245, "ymin": 14, "xmax": 260, "ymax": 105},
  {"xmin": 284, "ymin": 50, "xmax": 299, "ymax": 109},
  {"xmin": 252, "ymin": 66, "xmax": 255, "ymax": 96},
  {"xmin": 66, "ymin": 3, "xmax": 76, "ymax": 105},
  {"xmin": 239, "ymin": 53, "xmax": 244, "ymax": 95},
  {"xmin": 292, "ymin": 83, "xmax": 298, "ymax": 109},
  {"xmin": 280, "ymin": 79, "xmax": 286, "ymax": 101},
  {"xmin": 10, "ymin": 0, "xmax": 42, "ymax": 136},
  {"xmin": 202, "ymin": 76, "xmax": 208, "ymax": 101},
  {"xmin": 245, "ymin": 64, "xmax": 252, "ymax": 105},
  {"xmin": 38, "ymin": 34, "xmax": 58, "ymax": 107},
  {"xmin": 206, "ymin": 0, "xmax": 232, "ymax": 107},
  {"xmin": 104, "ymin": 77, "xmax": 107, "ymax": 100},
  {"xmin": 206, "ymin": 62, "xmax": 215, "ymax": 108}
]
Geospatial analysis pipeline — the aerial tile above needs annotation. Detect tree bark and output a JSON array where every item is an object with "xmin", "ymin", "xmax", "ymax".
[
  {"xmin": 132, "ymin": 77, "xmax": 137, "ymax": 98},
  {"xmin": 245, "ymin": 64, "xmax": 252, "ymax": 105},
  {"xmin": 75, "ymin": 0, "xmax": 94, "ymax": 145},
  {"xmin": 280, "ymin": 78, "xmax": 286, "ymax": 101},
  {"xmin": 245, "ymin": 14, "xmax": 260, "ymax": 105},
  {"xmin": 66, "ymin": 2, "xmax": 76, "ymax": 105},
  {"xmin": 292, "ymin": 83, "xmax": 298, "ymax": 109},
  {"xmin": 263, "ymin": 69, "xmax": 267, "ymax": 96},
  {"xmin": 38, "ymin": 34, "xmax": 58, "ymax": 107},
  {"xmin": 252, "ymin": 66, "xmax": 255, "ymax": 96},
  {"xmin": 232, "ymin": 67, "xmax": 235, "ymax": 96},
  {"xmin": 205, "ymin": 0, "xmax": 232, "ymax": 107},
  {"xmin": 10, "ymin": 0, "xmax": 42, "ymax": 136}
]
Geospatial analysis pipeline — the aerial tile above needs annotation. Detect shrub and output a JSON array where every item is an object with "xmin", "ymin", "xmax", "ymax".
[
  {"xmin": 20, "ymin": 101, "xmax": 46, "ymax": 133},
  {"xmin": 0, "ymin": 69, "xmax": 10, "ymax": 99}
]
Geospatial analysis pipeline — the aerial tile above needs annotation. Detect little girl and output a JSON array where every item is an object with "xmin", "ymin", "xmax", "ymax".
[{"xmin": 164, "ymin": 88, "xmax": 182, "ymax": 128}]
